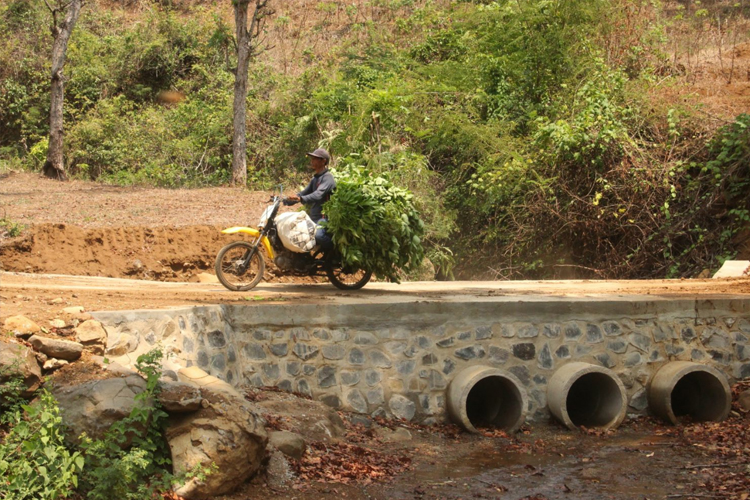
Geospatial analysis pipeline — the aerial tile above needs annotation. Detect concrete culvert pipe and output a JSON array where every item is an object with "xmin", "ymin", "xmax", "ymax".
[
  {"xmin": 547, "ymin": 362, "xmax": 627, "ymax": 430},
  {"xmin": 648, "ymin": 361, "xmax": 731, "ymax": 425},
  {"xmin": 447, "ymin": 366, "xmax": 528, "ymax": 433}
]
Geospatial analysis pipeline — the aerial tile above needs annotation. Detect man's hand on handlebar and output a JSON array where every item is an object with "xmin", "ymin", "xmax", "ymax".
[{"xmin": 283, "ymin": 195, "xmax": 300, "ymax": 206}]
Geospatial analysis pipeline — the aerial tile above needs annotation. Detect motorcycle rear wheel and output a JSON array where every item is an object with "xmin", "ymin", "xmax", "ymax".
[
  {"xmin": 325, "ymin": 261, "xmax": 372, "ymax": 290},
  {"xmin": 215, "ymin": 241, "xmax": 265, "ymax": 291}
]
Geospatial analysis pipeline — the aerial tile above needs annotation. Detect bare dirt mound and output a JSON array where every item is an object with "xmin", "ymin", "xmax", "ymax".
[{"xmin": 0, "ymin": 223, "xmax": 243, "ymax": 281}]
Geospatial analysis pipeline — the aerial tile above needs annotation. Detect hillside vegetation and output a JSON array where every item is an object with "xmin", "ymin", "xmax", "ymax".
[{"xmin": 1, "ymin": 0, "xmax": 749, "ymax": 279}]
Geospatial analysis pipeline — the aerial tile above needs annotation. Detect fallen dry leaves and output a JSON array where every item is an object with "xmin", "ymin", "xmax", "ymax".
[
  {"xmin": 292, "ymin": 441, "xmax": 411, "ymax": 485},
  {"xmin": 677, "ymin": 381, "xmax": 750, "ymax": 499}
]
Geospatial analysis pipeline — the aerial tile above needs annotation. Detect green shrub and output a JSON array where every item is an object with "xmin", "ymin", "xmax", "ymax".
[{"xmin": 0, "ymin": 390, "xmax": 85, "ymax": 500}]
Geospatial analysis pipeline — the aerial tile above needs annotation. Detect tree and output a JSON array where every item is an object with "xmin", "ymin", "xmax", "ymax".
[
  {"xmin": 231, "ymin": 0, "xmax": 270, "ymax": 187},
  {"xmin": 42, "ymin": 0, "xmax": 84, "ymax": 181}
]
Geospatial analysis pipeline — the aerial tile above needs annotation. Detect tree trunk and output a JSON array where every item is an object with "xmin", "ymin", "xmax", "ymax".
[
  {"xmin": 231, "ymin": 0, "xmax": 251, "ymax": 187},
  {"xmin": 43, "ymin": 0, "xmax": 83, "ymax": 181}
]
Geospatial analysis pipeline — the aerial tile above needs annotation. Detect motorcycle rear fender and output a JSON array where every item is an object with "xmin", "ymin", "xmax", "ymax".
[{"xmin": 221, "ymin": 227, "xmax": 275, "ymax": 259}]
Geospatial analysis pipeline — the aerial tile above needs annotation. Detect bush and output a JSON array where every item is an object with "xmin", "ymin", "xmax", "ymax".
[
  {"xmin": 0, "ymin": 390, "xmax": 85, "ymax": 500},
  {"xmin": 0, "ymin": 349, "xmax": 213, "ymax": 500},
  {"xmin": 323, "ymin": 166, "xmax": 424, "ymax": 282}
]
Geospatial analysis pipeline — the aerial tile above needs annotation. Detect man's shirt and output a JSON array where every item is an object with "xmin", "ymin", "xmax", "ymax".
[{"xmin": 298, "ymin": 169, "xmax": 336, "ymax": 223}]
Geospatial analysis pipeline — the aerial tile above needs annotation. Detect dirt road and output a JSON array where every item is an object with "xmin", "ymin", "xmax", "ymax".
[{"xmin": 2, "ymin": 270, "xmax": 750, "ymax": 326}]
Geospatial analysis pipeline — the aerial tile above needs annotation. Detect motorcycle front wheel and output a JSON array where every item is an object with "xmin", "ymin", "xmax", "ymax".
[
  {"xmin": 215, "ymin": 241, "xmax": 265, "ymax": 291},
  {"xmin": 325, "ymin": 260, "xmax": 372, "ymax": 290}
]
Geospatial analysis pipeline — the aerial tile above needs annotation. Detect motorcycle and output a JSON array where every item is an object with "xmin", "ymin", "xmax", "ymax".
[{"xmin": 215, "ymin": 186, "xmax": 373, "ymax": 291}]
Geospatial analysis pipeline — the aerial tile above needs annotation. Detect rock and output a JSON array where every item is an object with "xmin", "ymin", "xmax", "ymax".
[
  {"xmin": 52, "ymin": 375, "xmax": 149, "ymax": 443},
  {"xmin": 388, "ymin": 394, "xmax": 416, "ymax": 420},
  {"xmin": 50, "ymin": 319, "xmax": 66, "ymax": 329},
  {"xmin": 265, "ymin": 449, "xmax": 295, "ymax": 489},
  {"xmin": 0, "ymin": 342, "xmax": 42, "ymax": 398},
  {"xmin": 50, "ymin": 298, "xmax": 65, "ymax": 305},
  {"xmin": 62, "ymin": 306, "xmax": 85, "ymax": 315},
  {"xmin": 268, "ymin": 430, "xmax": 306, "ymax": 460},
  {"xmin": 252, "ymin": 392, "xmax": 346, "ymax": 443},
  {"xmin": 158, "ymin": 381, "xmax": 204, "ymax": 413},
  {"xmin": 75, "ymin": 320, "xmax": 107, "ymax": 354},
  {"xmin": 196, "ymin": 272, "xmax": 219, "ymax": 283},
  {"xmin": 3, "ymin": 315, "xmax": 41, "ymax": 337},
  {"xmin": 106, "ymin": 331, "xmax": 140, "ymax": 356},
  {"xmin": 376, "ymin": 427, "xmax": 412, "ymax": 443},
  {"xmin": 177, "ymin": 366, "xmax": 240, "ymax": 398},
  {"xmin": 43, "ymin": 358, "xmax": 69, "ymax": 371},
  {"xmin": 738, "ymin": 389, "xmax": 750, "ymax": 413},
  {"xmin": 168, "ymin": 388, "xmax": 267, "ymax": 499},
  {"xmin": 28, "ymin": 335, "xmax": 83, "ymax": 361}
]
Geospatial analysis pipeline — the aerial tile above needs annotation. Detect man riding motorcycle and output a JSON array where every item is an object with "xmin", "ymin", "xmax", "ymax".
[{"xmin": 285, "ymin": 148, "xmax": 335, "ymax": 250}]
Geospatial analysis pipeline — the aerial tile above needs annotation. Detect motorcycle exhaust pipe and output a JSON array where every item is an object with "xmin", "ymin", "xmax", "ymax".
[
  {"xmin": 647, "ymin": 361, "xmax": 731, "ymax": 425},
  {"xmin": 547, "ymin": 362, "xmax": 627, "ymax": 430},
  {"xmin": 447, "ymin": 366, "xmax": 528, "ymax": 433}
]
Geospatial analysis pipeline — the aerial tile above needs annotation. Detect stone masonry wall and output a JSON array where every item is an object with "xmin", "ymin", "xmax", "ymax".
[{"xmin": 93, "ymin": 298, "xmax": 750, "ymax": 423}]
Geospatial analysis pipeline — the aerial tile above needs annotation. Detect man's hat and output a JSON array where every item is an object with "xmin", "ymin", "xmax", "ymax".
[{"xmin": 306, "ymin": 148, "xmax": 331, "ymax": 164}]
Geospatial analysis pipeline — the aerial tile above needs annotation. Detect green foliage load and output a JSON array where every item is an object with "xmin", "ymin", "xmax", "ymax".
[{"xmin": 323, "ymin": 166, "xmax": 425, "ymax": 282}]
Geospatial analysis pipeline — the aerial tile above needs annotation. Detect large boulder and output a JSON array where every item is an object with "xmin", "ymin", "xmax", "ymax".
[
  {"xmin": 158, "ymin": 380, "xmax": 205, "ymax": 413},
  {"xmin": 28, "ymin": 335, "xmax": 83, "ymax": 361},
  {"xmin": 51, "ymin": 374, "xmax": 149, "ymax": 442},
  {"xmin": 75, "ymin": 320, "xmax": 107, "ymax": 355},
  {"xmin": 0, "ymin": 341, "xmax": 42, "ymax": 399},
  {"xmin": 167, "ymin": 368, "xmax": 267, "ymax": 499},
  {"xmin": 3, "ymin": 315, "xmax": 41, "ymax": 338},
  {"xmin": 268, "ymin": 430, "xmax": 306, "ymax": 460}
]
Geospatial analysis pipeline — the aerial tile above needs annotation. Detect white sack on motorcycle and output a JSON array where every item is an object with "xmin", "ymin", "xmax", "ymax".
[{"xmin": 275, "ymin": 212, "xmax": 317, "ymax": 253}]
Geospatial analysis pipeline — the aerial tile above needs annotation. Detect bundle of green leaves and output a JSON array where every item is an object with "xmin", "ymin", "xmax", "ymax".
[{"xmin": 323, "ymin": 166, "xmax": 424, "ymax": 282}]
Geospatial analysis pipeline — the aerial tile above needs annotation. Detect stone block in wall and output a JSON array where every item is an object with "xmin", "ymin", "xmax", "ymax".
[
  {"xmin": 476, "ymin": 326, "xmax": 493, "ymax": 340},
  {"xmin": 512, "ymin": 343, "xmax": 535, "ymax": 360},
  {"xmin": 624, "ymin": 352, "xmax": 643, "ymax": 367},
  {"xmin": 628, "ymin": 333, "xmax": 651, "ymax": 352},
  {"xmin": 455, "ymin": 345, "xmax": 486, "ymax": 360},
  {"xmin": 489, "ymin": 346, "xmax": 510, "ymax": 364},
  {"xmin": 537, "ymin": 344, "xmax": 553, "ymax": 370},
  {"xmin": 397, "ymin": 360, "xmax": 416, "ymax": 376},
  {"xmin": 313, "ymin": 328, "xmax": 330, "ymax": 340},
  {"xmin": 543, "ymin": 324, "xmax": 560, "ymax": 339},
  {"xmin": 680, "ymin": 326, "xmax": 697, "ymax": 342},
  {"xmin": 347, "ymin": 389, "xmax": 368, "ymax": 413},
  {"xmin": 292, "ymin": 343, "xmax": 318, "ymax": 360},
  {"xmin": 285, "ymin": 361, "xmax": 300, "ymax": 376},
  {"xmin": 586, "ymin": 324, "xmax": 603, "ymax": 344},
  {"xmin": 349, "ymin": 348, "xmax": 365, "ymax": 365},
  {"xmin": 436, "ymin": 337, "xmax": 455, "ymax": 348},
  {"xmin": 564, "ymin": 323, "xmax": 582, "ymax": 341},
  {"xmin": 603, "ymin": 321, "xmax": 622, "ymax": 336},
  {"xmin": 369, "ymin": 350, "xmax": 392, "ymax": 368},
  {"xmin": 386, "ymin": 341, "xmax": 407, "ymax": 355},
  {"xmin": 442, "ymin": 359, "xmax": 456, "ymax": 375},
  {"xmin": 322, "ymin": 345, "xmax": 346, "ymax": 360},
  {"xmin": 388, "ymin": 394, "xmax": 416, "ymax": 420},
  {"xmin": 422, "ymin": 353, "xmax": 438, "ymax": 365},
  {"xmin": 340, "ymin": 371, "xmax": 360, "ymax": 386},
  {"xmin": 270, "ymin": 343, "xmax": 288, "ymax": 357},
  {"xmin": 318, "ymin": 366, "xmax": 337, "ymax": 388},
  {"xmin": 244, "ymin": 343, "xmax": 267, "ymax": 360},
  {"xmin": 555, "ymin": 345, "xmax": 571, "ymax": 359},
  {"xmin": 508, "ymin": 365, "xmax": 530, "ymax": 385},
  {"xmin": 517, "ymin": 324, "xmax": 539, "ymax": 339},
  {"xmin": 354, "ymin": 332, "xmax": 378, "ymax": 345}
]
